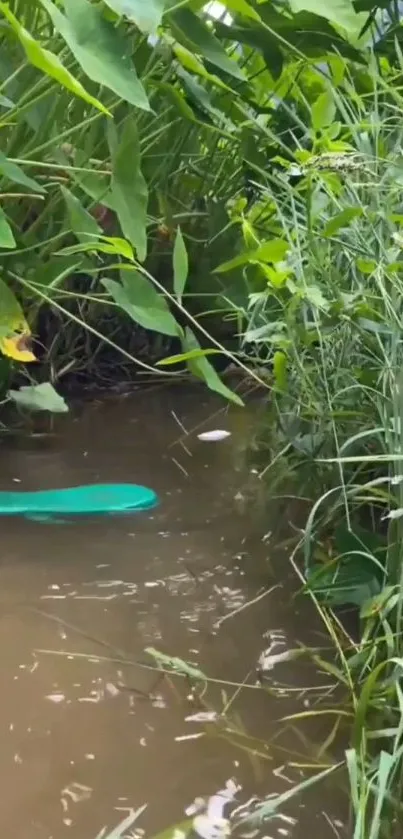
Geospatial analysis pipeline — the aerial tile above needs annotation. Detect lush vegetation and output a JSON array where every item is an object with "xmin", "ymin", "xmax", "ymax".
[{"xmin": 3, "ymin": 0, "xmax": 403, "ymax": 835}]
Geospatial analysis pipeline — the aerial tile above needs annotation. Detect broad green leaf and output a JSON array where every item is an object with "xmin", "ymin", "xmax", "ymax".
[
  {"xmin": 30, "ymin": 255, "xmax": 83, "ymax": 289},
  {"xmin": 0, "ymin": 207, "xmax": 16, "ymax": 249},
  {"xmin": 257, "ymin": 240, "xmax": 290, "ymax": 262},
  {"xmin": 110, "ymin": 119, "xmax": 148, "ymax": 262},
  {"xmin": 175, "ymin": 66, "xmax": 235, "ymax": 130},
  {"xmin": 169, "ymin": 8, "xmax": 245, "ymax": 81},
  {"xmin": 70, "ymin": 152, "xmax": 115, "ymax": 209},
  {"xmin": 214, "ymin": 239, "xmax": 289, "ymax": 273},
  {"xmin": 312, "ymin": 91, "xmax": 336, "ymax": 132},
  {"xmin": 289, "ymin": 0, "xmax": 360, "ymax": 33},
  {"xmin": 0, "ymin": 2, "xmax": 108, "ymax": 115},
  {"xmin": 0, "ymin": 152, "xmax": 45, "ymax": 193},
  {"xmin": 214, "ymin": 251, "xmax": 255, "ymax": 273},
  {"xmin": 356, "ymin": 257, "xmax": 376, "ymax": 274},
  {"xmin": 221, "ymin": 0, "xmax": 261, "ymax": 22},
  {"xmin": 157, "ymin": 348, "xmax": 222, "ymax": 366},
  {"xmin": 61, "ymin": 185, "xmax": 101, "ymax": 242},
  {"xmin": 0, "ymin": 278, "xmax": 35, "ymax": 361},
  {"xmin": 56, "ymin": 240, "xmax": 132, "ymax": 258},
  {"xmin": 101, "ymin": 236, "xmax": 133, "ymax": 260},
  {"xmin": 323, "ymin": 207, "xmax": 363, "ymax": 237},
  {"xmin": 103, "ymin": 0, "xmax": 168, "ymax": 33},
  {"xmin": 173, "ymin": 227, "xmax": 188, "ymax": 303},
  {"xmin": 213, "ymin": 20, "xmax": 284, "ymax": 80},
  {"xmin": 40, "ymin": 0, "xmax": 150, "ymax": 111},
  {"xmin": 183, "ymin": 328, "xmax": 243, "ymax": 406},
  {"xmin": 8, "ymin": 382, "xmax": 68, "ymax": 412},
  {"xmin": 152, "ymin": 81, "xmax": 196, "ymax": 121},
  {"xmin": 171, "ymin": 41, "xmax": 231, "ymax": 91},
  {"xmin": 102, "ymin": 273, "xmax": 181, "ymax": 337},
  {"xmin": 0, "ymin": 93, "xmax": 13, "ymax": 108}
]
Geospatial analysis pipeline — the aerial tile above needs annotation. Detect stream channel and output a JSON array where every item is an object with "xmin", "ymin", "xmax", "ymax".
[{"xmin": 0, "ymin": 387, "xmax": 347, "ymax": 839}]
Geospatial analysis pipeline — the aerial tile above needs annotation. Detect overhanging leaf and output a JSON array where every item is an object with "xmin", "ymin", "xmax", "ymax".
[
  {"xmin": 171, "ymin": 41, "xmax": 231, "ymax": 91},
  {"xmin": 183, "ymin": 328, "xmax": 243, "ymax": 406},
  {"xmin": 40, "ymin": 0, "xmax": 150, "ymax": 111},
  {"xmin": 214, "ymin": 239, "xmax": 289, "ymax": 272},
  {"xmin": 103, "ymin": 0, "xmax": 169, "ymax": 33},
  {"xmin": 0, "ymin": 2, "xmax": 108, "ymax": 115},
  {"xmin": 173, "ymin": 226, "xmax": 188, "ymax": 303},
  {"xmin": 323, "ymin": 207, "xmax": 363, "ymax": 237},
  {"xmin": 157, "ymin": 348, "xmax": 222, "ymax": 366},
  {"xmin": 61, "ymin": 185, "xmax": 101, "ymax": 241},
  {"xmin": 311, "ymin": 90, "xmax": 336, "ymax": 132},
  {"xmin": 221, "ymin": 0, "xmax": 261, "ymax": 22},
  {"xmin": 8, "ymin": 382, "xmax": 68, "ymax": 412},
  {"xmin": 0, "ymin": 151, "xmax": 45, "ymax": 193},
  {"xmin": 0, "ymin": 207, "xmax": 16, "ymax": 249},
  {"xmin": 289, "ymin": 0, "xmax": 361, "ymax": 33},
  {"xmin": 102, "ymin": 273, "xmax": 181, "ymax": 337},
  {"xmin": 169, "ymin": 8, "xmax": 245, "ymax": 81},
  {"xmin": 109, "ymin": 119, "xmax": 148, "ymax": 261}
]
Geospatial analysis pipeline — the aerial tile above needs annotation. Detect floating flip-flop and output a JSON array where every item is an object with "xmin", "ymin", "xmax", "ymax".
[{"xmin": 0, "ymin": 483, "xmax": 159, "ymax": 522}]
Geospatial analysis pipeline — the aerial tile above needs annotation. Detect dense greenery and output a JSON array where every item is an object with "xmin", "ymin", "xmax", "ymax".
[{"xmin": 2, "ymin": 0, "xmax": 403, "ymax": 836}]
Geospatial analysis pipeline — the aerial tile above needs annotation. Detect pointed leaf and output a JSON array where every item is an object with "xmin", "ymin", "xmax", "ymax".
[
  {"xmin": 103, "ymin": 0, "xmax": 169, "ymax": 33},
  {"xmin": 157, "ymin": 348, "xmax": 222, "ymax": 366},
  {"xmin": 8, "ymin": 382, "xmax": 68, "ymax": 412},
  {"xmin": 172, "ymin": 41, "xmax": 231, "ymax": 91},
  {"xmin": 221, "ymin": 0, "xmax": 261, "ymax": 22},
  {"xmin": 40, "ymin": 0, "xmax": 150, "ymax": 111},
  {"xmin": 61, "ymin": 185, "xmax": 101, "ymax": 242},
  {"xmin": 0, "ymin": 2, "xmax": 108, "ymax": 115},
  {"xmin": 0, "ymin": 152, "xmax": 45, "ymax": 193},
  {"xmin": 173, "ymin": 227, "xmax": 188, "ymax": 302},
  {"xmin": 110, "ymin": 119, "xmax": 148, "ymax": 261},
  {"xmin": 184, "ymin": 328, "xmax": 243, "ymax": 406},
  {"xmin": 312, "ymin": 91, "xmax": 336, "ymax": 132},
  {"xmin": 153, "ymin": 81, "xmax": 196, "ymax": 121},
  {"xmin": 102, "ymin": 273, "xmax": 181, "ymax": 337},
  {"xmin": 289, "ymin": 0, "xmax": 361, "ymax": 33},
  {"xmin": 169, "ymin": 8, "xmax": 245, "ymax": 81},
  {"xmin": 0, "ymin": 207, "xmax": 16, "ymax": 249},
  {"xmin": 214, "ymin": 239, "xmax": 289, "ymax": 273},
  {"xmin": 323, "ymin": 207, "xmax": 363, "ymax": 237}
]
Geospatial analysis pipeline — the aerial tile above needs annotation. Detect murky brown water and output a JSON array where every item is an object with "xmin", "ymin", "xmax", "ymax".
[{"xmin": 0, "ymin": 388, "xmax": 347, "ymax": 839}]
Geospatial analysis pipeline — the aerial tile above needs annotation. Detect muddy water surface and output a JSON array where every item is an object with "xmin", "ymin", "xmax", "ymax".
[{"xmin": 0, "ymin": 389, "xmax": 346, "ymax": 839}]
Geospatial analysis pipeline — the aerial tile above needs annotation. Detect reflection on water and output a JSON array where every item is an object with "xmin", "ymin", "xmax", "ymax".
[{"xmin": 0, "ymin": 388, "xmax": 346, "ymax": 839}]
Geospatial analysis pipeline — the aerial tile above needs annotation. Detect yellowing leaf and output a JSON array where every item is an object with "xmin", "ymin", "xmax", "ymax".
[
  {"xmin": 0, "ymin": 278, "xmax": 36, "ymax": 362},
  {"xmin": 0, "ymin": 334, "xmax": 35, "ymax": 362}
]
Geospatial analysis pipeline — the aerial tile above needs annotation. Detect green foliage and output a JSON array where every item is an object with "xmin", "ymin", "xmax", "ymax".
[
  {"xmin": 8, "ymin": 382, "xmax": 68, "ymax": 412},
  {"xmin": 0, "ymin": 1, "xmax": 108, "ymax": 114},
  {"xmin": 1, "ymin": 0, "xmax": 403, "ymax": 833},
  {"xmin": 172, "ymin": 227, "xmax": 188, "ymax": 303},
  {"xmin": 109, "ymin": 119, "xmax": 148, "ymax": 261},
  {"xmin": 102, "ymin": 272, "xmax": 181, "ymax": 337},
  {"xmin": 40, "ymin": 0, "xmax": 150, "ymax": 110}
]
